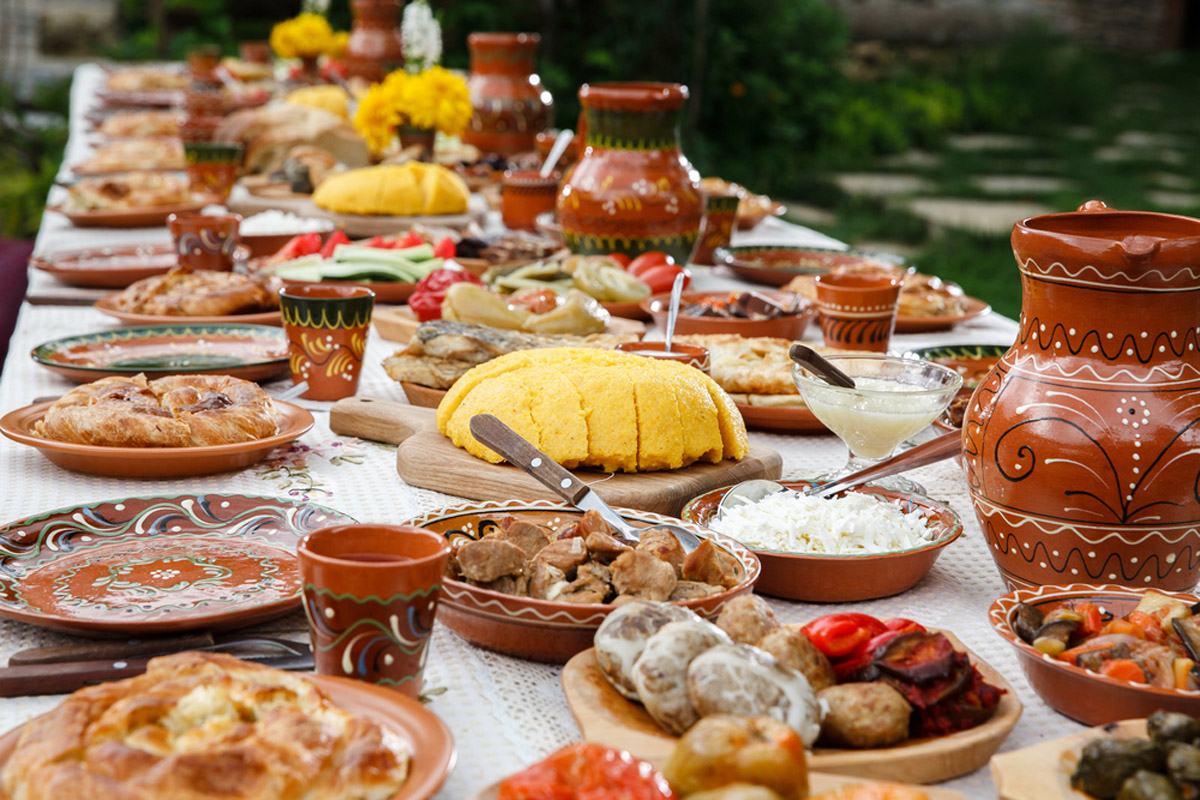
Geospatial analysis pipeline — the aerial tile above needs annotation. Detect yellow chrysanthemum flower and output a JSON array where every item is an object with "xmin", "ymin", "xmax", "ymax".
[
  {"xmin": 351, "ymin": 66, "xmax": 473, "ymax": 153},
  {"xmin": 327, "ymin": 31, "xmax": 350, "ymax": 61},
  {"xmin": 354, "ymin": 82, "xmax": 403, "ymax": 154},
  {"xmin": 270, "ymin": 13, "xmax": 335, "ymax": 59}
]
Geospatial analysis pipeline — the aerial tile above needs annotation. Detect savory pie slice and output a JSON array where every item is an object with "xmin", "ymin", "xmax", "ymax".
[{"xmin": 62, "ymin": 172, "xmax": 191, "ymax": 212}]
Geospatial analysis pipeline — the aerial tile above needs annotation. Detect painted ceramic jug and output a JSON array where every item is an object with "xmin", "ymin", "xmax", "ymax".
[
  {"xmin": 965, "ymin": 201, "xmax": 1200, "ymax": 590},
  {"xmin": 344, "ymin": 0, "xmax": 404, "ymax": 84},
  {"xmin": 462, "ymin": 32, "xmax": 553, "ymax": 155},
  {"xmin": 558, "ymin": 82, "xmax": 702, "ymax": 263}
]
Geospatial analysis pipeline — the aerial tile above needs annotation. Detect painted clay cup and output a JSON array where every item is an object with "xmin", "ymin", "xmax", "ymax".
[
  {"xmin": 298, "ymin": 524, "xmax": 450, "ymax": 695},
  {"xmin": 279, "ymin": 285, "xmax": 375, "ymax": 401},
  {"xmin": 183, "ymin": 141, "xmax": 243, "ymax": 202},
  {"xmin": 239, "ymin": 41, "xmax": 272, "ymax": 63},
  {"xmin": 813, "ymin": 273, "xmax": 902, "ymax": 352},
  {"xmin": 502, "ymin": 169, "xmax": 559, "ymax": 231},
  {"xmin": 689, "ymin": 190, "xmax": 739, "ymax": 266},
  {"xmin": 168, "ymin": 212, "xmax": 241, "ymax": 272},
  {"xmin": 615, "ymin": 341, "xmax": 710, "ymax": 373}
]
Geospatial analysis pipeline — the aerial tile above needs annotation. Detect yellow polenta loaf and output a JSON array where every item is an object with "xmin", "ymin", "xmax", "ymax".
[
  {"xmin": 312, "ymin": 163, "xmax": 469, "ymax": 216},
  {"xmin": 436, "ymin": 348, "xmax": 748, "ymax": 472}
]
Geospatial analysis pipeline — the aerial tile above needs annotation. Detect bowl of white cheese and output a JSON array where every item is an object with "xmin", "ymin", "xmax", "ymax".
[{"xmin": 679, "ymin": 481, "xmax": 962, "ymax": 602}]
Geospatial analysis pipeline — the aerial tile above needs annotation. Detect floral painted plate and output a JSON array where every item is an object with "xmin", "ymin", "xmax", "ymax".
[
  {"xmin": 31, "ymin": 243, "xmax": 177, "ymax": 288},
  {"xmin": 31, "ymin": 324, "xmax": 290, "ymax": 383},
  {"xmin": 0, "ymin": 493, "xmax": 355, "ymax": 636},
  {"xmin": 94, "ymin": 294, "xmax": 283, "ymax": 327}
]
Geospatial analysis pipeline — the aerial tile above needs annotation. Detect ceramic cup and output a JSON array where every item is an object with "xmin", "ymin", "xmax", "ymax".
[
  {"xmin": 183, "ymin": 141, "xmax": 244, "ymax": 201},
  {"xmin": 168, "ymin": 212, "xmax": 241, "ymax": 272},
  {"xmin": 187, "ymin": 44, "xmax": 222, "ymax": 86},
  {"xmin": 502, "ymin": 169, "xmax": 560, "ymax": 231},
  {"xmin": 298, "ymin": 524, "xmax": 450, "ymax": 695},
  {"xmin": 239, "ymin": 40, "xmax": 272, "ymax": 63},
  {"xmin": 615, "ymin": 341, "xmax": 711, "ymax": 373},
  {"xmin": 279, "ymin": 284, "xmax": 375, "ymax": 400},
  {"xmin": 689, "ymin": 191, "xmax": 739, "ymax": 266},
  {"xmin": 813, "ymin": 273, "xmax": 902, "ymax": 352}
]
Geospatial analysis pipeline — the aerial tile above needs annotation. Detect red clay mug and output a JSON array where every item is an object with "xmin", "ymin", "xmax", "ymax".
[
  {"xmin": 813, "ymin": 273, "xmax": 902, "ymax": 352},
  {"xmin": 279, "ymin": 284, "xmax": 375, "ymax": 400},
  {"xmin": 168, "ymin": 212, "xmax": 241, "ymax": 272},
  {"xmin": 502, "ymin": 169, "xmax": 560, "ymax": 231},
  {"xmin": 298, "ymin": 524, "xmax": 451, "ymax": 695}
]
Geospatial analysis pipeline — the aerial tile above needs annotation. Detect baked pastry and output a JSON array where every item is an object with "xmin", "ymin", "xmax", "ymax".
[
  {"xmin": 215, "ymin": 105, "xmax": 368, "ymax": 175},
  {"xmin": 98, "ymin": 110, "xmax": 180, "ymax": 138},
  {"xmin": 110, "ymin": 267, "xmax": 278, "ymax": 317},
  {"xmin": 284, "ymin": 85, "xmax": 352, "ymax": 119},
  {"xmin": 783, "ymin": 265, "xmax": 969, "ymax": 319},
  {"xmin": 313, "ymin": 163, "xmax": 469, "ymax": 217},
  {"xmin": 594, "ymin": 600, "xmax": 703, "ymax": 701},
  {"xmin": 35, "ymin": 373, "xmax": 278, "ymax": 447},
  {"xmin": 0, "ymin": 651, "xmax": 410, "ymax": 800},
  {"xmin": 632, "ymin": 620, "xmax": 732, "ymax": 735},
  {"xmin": 436, "ymin": 347, "xmax": 748, "ymax": 472},
  {"xmin": 62, "ymin": 172, "xmax": 191, "ymax": 212},
  {"xmin": 76, "ymin": 138, "xmax": 184, "ymax": 174},
  {"xmin": 105, "ymin": 66, "xmax": 190, "ymax": 92}
]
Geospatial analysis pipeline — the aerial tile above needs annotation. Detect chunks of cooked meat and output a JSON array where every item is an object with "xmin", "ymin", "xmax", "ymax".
[
  {"xmin": 559, "ymin": 563, "xmax": 613, "ymax": 604},
  {"xmin": 683, "ymin": 540, "xmax": 742, "ymax": 589},
  {"xmin": 611, "ymin": 550, "xmax": 678, "ymax": 602},
  {"xmin": 585, "ymin": 529, "xmax": 632, "ymax": 563},
  {"xmin": 716, "ymin": 594, "xmax": 781, "ymax": 645},
  {"xmin": 491, "ymin": 520, "xmax": 553, "ymax": 560},
  {"xmin": 455, "ymin": 538, "xmax": 527, "ymax": 583},
  {"xmin": 528, "ymin": 561, "xmax": 568, "ymax": 600},
  {"xmin": 669, "ymin": 581, "xmax": 723, "ymax": 601},
  {"xmin": 637, "ymin": 528, "xmax": 686, "ymax": 576},
  {"xmin": 533, "ymin": 537, "xmax": 589, "ymax": 573}
]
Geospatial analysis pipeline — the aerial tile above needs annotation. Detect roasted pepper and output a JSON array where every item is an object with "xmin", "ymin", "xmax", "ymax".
[
  {"xmin": 801, "ymin": 613, "xmax": 888, "ymax": 659},
  {"xmin": 409, "ymin": 267, "xmax": 485, "ymax": 322}
]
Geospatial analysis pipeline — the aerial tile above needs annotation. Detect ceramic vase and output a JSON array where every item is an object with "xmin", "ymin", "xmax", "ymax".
[
  {"xmin": 557, "ymin": 82, "xmax": 702, "ymax": 263},
  {"xmin": 965, "ymin": 200, "xmax": 1200, "ymax": 590},
  {"xmin": 345, "ymin": 0, "xmax": 405, "ymax": 84},
  {"xmin": 462, "ymin": 32, "xmax": 553, "ymax": 156}
]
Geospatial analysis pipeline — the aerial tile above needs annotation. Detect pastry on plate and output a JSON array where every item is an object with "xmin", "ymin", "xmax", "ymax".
[
  {"xmin": 61, "ymin": 172, "xmax": 191, "ymax": 212},
  {"xmin": 783, "ymin": 265, "xmax": 970, "ymax": 319},
  {"xmin": 75, "ymin": 138, "xmax": 184, "ymax": 174},
  {"xmin": 109, "ymin": 267, "xmax": 278, "ymax": 317},
  {"xmin": 97, "ymin": 109, "xmax": 180, "ymax": 138},
  {"xmin": 34, "ymin": 373, "xmax": 279, "ymax": 447},
  {"xmin": 105, "ymin": 66, "xmax": 190, "ymax": 92},
  {"xmin": 0, "ymin": 651, "xmax": 410, "ymax": 800}
]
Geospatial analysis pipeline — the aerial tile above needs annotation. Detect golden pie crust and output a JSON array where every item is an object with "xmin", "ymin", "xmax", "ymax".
[
  {"xmin": 110, "ymin": 268, "xmax": 278, "ymax": 317},
  {"xmin": 62, "ymin": 172, "xmax": 191, "ymax": 212},
  {"xmin": 34, "ymin": 374, "xmax": 279, "ymax": 447},
  {"xmin": 78, "ymin": 138, "xmax": 184, "ymax": 173},
  {"xmin": 105, "ymin": 67, "xmax": 190, "ymax": 92},
  {"xmin": 99, "ymin": 110, "xmax": 181, "ymax": 138},
  {"xmin": 676, "ymin": 335, "xmax": 860, "ymax": 406},
  {"xmin": 0, "ymin": 652, "xmax": 411, "ymax": 800}
]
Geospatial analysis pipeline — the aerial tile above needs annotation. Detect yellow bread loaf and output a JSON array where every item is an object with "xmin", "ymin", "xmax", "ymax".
[
  {"xmin": 312, "ymin": 163, "xmax": 469, "ymax": 216},
  {"xmin": 436, "ymin": 348, "xmax": 748, "ymax": 472},
  {"xmin": 284, "ymin": 85, "xmax": 351, "ymax": 119}
]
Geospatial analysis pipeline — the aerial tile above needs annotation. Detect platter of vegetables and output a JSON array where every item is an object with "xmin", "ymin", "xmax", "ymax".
[{"xmin": 990, "ymin": 585, "xmax": 1200, "ymax": 726}]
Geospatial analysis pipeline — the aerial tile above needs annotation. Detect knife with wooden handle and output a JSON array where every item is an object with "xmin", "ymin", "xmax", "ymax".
[{"xmin": 8, "ymin": 632, "xmax": 216, "ymax": 665}]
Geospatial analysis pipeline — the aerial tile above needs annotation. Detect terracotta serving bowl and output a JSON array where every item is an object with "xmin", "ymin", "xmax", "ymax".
[
  {"xmin": 989, "ymin": 584, "xmax": 1200, "ymax": 725},
  {"xmin": 639, "ymin": 291, "xmax": 816, "ymax": 339},
  {"xmin": 713, "ymin": 246, "xmax": 899, "ymax": 288},
  {"xmin": 405, "ymin": 500, "xmax": 761, "ymax": 664},
  {"xmin": 680, "ymin": 480, "xmax": 962, "ymax": 602}
]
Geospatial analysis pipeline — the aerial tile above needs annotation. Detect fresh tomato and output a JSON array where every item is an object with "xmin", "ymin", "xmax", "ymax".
[
  {"xmin": 270, "ymin": 232, "xmax": 324, "ymax": 262},
  {"xmin": 408, "ymin": 267, "xmax": 484, "ymax": 322},
  {"xmin": 637, "ymin": 264, "xmax": 691, "ymax": 294},
  {"xmin": 498, "ymin": 743, "xmax": 676, "ymax": 800},
  {"xmin": 319, "ymin": 229, "xmax": 351, "ymax": 259},
  {"xmin": 433, "ymin": 236, "xmax": 457, "ymax": 260},
  {"xmin": 398, "ymin": 231, "xmax": 425, "ymax": 249},
  {"xmin": 607, "ymin": 252, "xmax": 631, "ymax": 268},
  {"xmin": 508, "ymin": 287, "xmax": 560, "ymax": 314},
  {"xmin": 627, "ymin": 251, "xmax": 674, "ymax": 278}
]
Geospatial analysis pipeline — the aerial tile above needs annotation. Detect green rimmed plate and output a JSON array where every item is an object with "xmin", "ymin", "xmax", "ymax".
[
  {"xmin": 32, "ymin": 324, "xmax": 290, "ymax": 383},
  {"xmin": 905, "ymin": 343, "xmax": 1010, "ymax": 388},
  {"xmin": 0, "ymin": 493, "xmax": 355, "ymax": 636}
]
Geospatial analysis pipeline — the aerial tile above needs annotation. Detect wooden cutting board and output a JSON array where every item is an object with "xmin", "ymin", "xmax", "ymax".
[
  {"xmin": 372, "ymin": 305, "xmax": 646, "ymax": 345},
  {"xmin": 989, "ymin": 719, "xmax": 1142, "ymax": 800},
  {"xmin": 561, "ymin": 635, "xmax": 1022, "ymax": 785},
  {"xmin": 329, "ymin": 397, "xmax": 782, "ymax": 516}
]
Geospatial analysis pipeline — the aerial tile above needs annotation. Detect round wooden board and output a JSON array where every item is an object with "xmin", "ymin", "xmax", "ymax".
[
  {"xmin": 471, "ymin": 773, "xmax": 968, "ymax": 799},
  {"xmin": 989, "ymin": 719, "xmax": 1143, "ymax": 800},
  {"xmin": 561, "ymin": 632, "xmax": 1022, "ymax": 785}
]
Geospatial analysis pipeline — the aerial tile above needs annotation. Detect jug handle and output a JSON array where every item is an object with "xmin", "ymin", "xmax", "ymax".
[{"xmin": 1077, "ymin": 199, "xmax": 1110, "ymax": 213}]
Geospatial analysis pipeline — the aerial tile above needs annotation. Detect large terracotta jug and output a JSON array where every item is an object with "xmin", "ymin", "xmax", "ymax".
[
  {"xmin": 965, "ymin": 201, "xmax": 1200, "ymax": 590},
  {"xmin": 462, "ymin": 32, "xmax": 553, "ymax": 156},
  {"xmin": 557, "ymin": 82, "xmax": 702, "ymax": 263},
  {"xmin": 344, "ymin": 0, "xmax": 405, "ymax": 84}
]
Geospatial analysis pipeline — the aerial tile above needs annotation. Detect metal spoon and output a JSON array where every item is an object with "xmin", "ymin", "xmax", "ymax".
[
  {"xmin": 468, "ymin": 413, "xmax": 704, "ymax": 551},
  {"xmin": 663, "ymin": 270, "xmax": 687, "ymax": 353},
  {"xmin": 540, "ymin": 129, "xmax": 574, "ymax": 179},
  {"xmin": 716, "ymin": 429, "xmax": 963, "ymax": 517},
  {"xmin": 789, "ymin": 343, "xmax": 856, "ymax": 388}
]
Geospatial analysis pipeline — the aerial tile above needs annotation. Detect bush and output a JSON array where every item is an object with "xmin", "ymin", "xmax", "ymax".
[{"xmin": 0, "ymin": 82, "xmax": 68, "ymax": 239}]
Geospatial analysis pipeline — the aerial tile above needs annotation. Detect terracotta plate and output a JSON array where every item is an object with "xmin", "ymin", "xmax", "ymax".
[
  {"xmin": 562, "ymin": 632, "xmax": 1022, "ymax": 784},
  {"xmin": 279, "ymin": 276, "xmax": 416, "ymax": 305},
  {"xmin": 640, "ymin": 290, "xmax": 817, "ymax": 339},
  {"xmin": 95, "ymin": 294, "xmax": 283, "ymax": 327},
  {"xmin": 989, "ymin": 718, "xmax": 1143, "ymax": 800},
  {"xmin": 46, "ymin": 201, "xmax": 208, "ymax": 229},
  {"xmin": 31, "ymin": 324, "xmax": 290, "ymax": 383},
  {"xmin": 680, "ymin": 480, "xmax": 963, "ymax": 602},
  {"xmin": 96, "ymin": 88, "xmax": 185, "ymax": 107},
  {"xmin": 241, "ymin": 174, "xmax": 312, "ymax": 201},
  {"xmin": 714, "ymin": 245, "xmax": 898, "ymax": 287},
  {"xmin": 0, "ymin": 673, "xmax": 456, "ymax": 800},
  {"xmin": 0, "ymin": 400, "xmax": 313, "ymax": 478},
  {"xmin": 906, "ymin": 343, "xmax": 1009, "ymax": 387},
  {"xmin": 735, "ymin": 403, "xmax": 828, "ymax": 435},
  {"xmin": 894, "ymin": 296, "xmax": 991, "ymax": 333},
  {"xmin": 0, "ymin": 493, "xmax": 354, "ymax": 636},
  {"xmin": 31, "ymin": 243, "xmax": 177, "ymax": 288},
  {"xmin": 602, "ymin": 299, "xmax": 652, "ymax": 320}
]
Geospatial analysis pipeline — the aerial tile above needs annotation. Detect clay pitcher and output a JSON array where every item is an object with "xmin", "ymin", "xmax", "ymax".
[
  {"xmin": 344, "ymin": 0, "xmax": 405, "ymax": 84},
  {"xmin": 463, "ymin": 32, "xmax": 553, "ymax": 156},
  {"xmin": 965, "ymin": 200, "xmax": 1200, "ymax": 590},
  {"xmin": 557, "ymin": 82, "xmax": 702, "ymax": 263}
]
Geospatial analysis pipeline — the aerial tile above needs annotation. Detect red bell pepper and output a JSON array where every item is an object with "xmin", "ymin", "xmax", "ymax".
[
  {"xmin": 409, "ymin": 267, "xmax": 484, "ymax": 322},
  {"xmin": 801, "ymin": 613, "xmax": 888, "ymax": 659},
  {"xmin": 319, "ymin": 229, "xmax": 351, "ymax": 259}
]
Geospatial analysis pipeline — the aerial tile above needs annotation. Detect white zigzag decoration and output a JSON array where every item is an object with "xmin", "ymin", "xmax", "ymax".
[{"xmin": 1019, "ymin": 256, "xmax": 1200, "ymax": 290}]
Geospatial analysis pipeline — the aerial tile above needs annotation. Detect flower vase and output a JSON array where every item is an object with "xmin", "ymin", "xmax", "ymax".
[
  {"xmin": 398, "ymin": 125, "xmax": 436, "ymax": 161},
  {"xmin": 345, "ymin": 0, "xmax": 405, "ymax": 83},
  {"xmin": 463, "ymin": 32, "xmax": 553, "ymax": 156}
]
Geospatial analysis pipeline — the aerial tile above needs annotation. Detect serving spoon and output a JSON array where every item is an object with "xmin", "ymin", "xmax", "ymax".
[
  {"xmin": 663, "ymin": 270, "xmax": 687, "ymax": 353},
  {"xmin": 788, "ymin": 343, "xmax": 856, "ymax": 388},
  {"xmin": 468, "ymin": 413, "xmax": 705, "ymax": 552},
  {"xmin": 540, "ymin": 129, "xmax": 574, "ymax": 179}
]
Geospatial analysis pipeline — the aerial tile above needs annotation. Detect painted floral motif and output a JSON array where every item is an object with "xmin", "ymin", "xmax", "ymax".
[{"xmin": 91, "ymin": 554, "xmax": 233, "ymax": 596}]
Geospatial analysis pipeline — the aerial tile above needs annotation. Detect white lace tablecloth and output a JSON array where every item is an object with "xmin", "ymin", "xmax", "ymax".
[{"xmin": 0, "ymin": 64, "xmax": 1088, "ymax": 800}]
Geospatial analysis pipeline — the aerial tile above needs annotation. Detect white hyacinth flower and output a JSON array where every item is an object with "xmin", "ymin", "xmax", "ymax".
[
  {"xmin": 301, "ymin": 0, "xmax": 330, "ymax": 14},
  {"xmin": 402, "ymin": 0, "xmax": 442, "ymax": 71}
]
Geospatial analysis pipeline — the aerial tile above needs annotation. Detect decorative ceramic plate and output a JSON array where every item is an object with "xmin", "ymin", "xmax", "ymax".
[
  {"xmin": 989, "ymin": 719, "xmax": 1143, "ymax": 800},
  {"xmin": 894, "ymin": 296, "xmax": 991, "ymax": 333},
  {"xmin": 94, "ymin": 294, "xmax": 283, "ymax": 327},
  {"xmin": 31, "ymin": 243, "xmax": 177, "ymax": 288},
  {"xmin": 641, "ymin": 290, "xmax": 816, "ymax": 339},
  {"xmin": 0, "ymin": 400, "xmax": 313, "ymax": 478},
  {"xmin": 735, "ymin": 403, "xmax": 827, "ymax": 435},
  {"xmin": 713, "ymin": 245, "xmax": 898, "ymax": 287},
  {"xmin": 0, "ymin": 493, "xmax": 353, "ymax": 636},
  {"xmin": 0, "ymin": 673, "xmax": 456, "ymax": 800},
  {"xmin": 906, "ymin": 343, "xmax": 1009, "ymax": 386},
  {"xmin": 46, "ymin": 201, "xmax": 208, "ymax": 229},
  {"xmin": 31, "ymin": 324, "xmax": 290, "ymax": 383},
  {"xmin": 561, "ymin": 631, "xmax": 1022, "ymax": 784}
]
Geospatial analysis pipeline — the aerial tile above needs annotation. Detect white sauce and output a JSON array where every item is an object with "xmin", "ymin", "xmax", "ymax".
[{"xmin": 802, "ymin": 376, "xmax": 950, "ymax": 459}]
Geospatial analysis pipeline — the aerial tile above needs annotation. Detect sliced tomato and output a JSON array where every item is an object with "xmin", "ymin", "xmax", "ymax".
[
  {"xmin": 271, "ymin": 232, "xmax": 324, "ymax": 262},
  {"xmin": 433, "ymin": 236, "xmax": 457, "ymax": 259},
  {"xmin": 607, "ymin": 252, "xmax": 631, "ymax": 268},
  {"xmin": 637, "ymin": 264, "xmax": 690, "ymax": 294},
  {"xmin": 399, "ymin": 231, "xmax": 425, "ymax": 249},
  {"xmin": 627, "ymin": 251, "xmax": 674, "ymax": 278},
  {"xmin": 319, "ymin": 230, "xmax": 351, "ymax": 259}
]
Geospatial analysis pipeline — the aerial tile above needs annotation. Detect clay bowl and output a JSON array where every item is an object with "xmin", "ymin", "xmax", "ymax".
[
  {"xmin": 405, "ymin": 500, "xmax": 761, "ymax": 664},
  {"xmin": 680, "ymin": 480, "xmax": 962, "ymax": 602},
  {"xmin": 989, "ymin": 584, "xmax": 1200, "ymax": 725},
  {"xmin": 713, "ymin": 245, "xmax": 898, "ymax": 288},
  {"xmin": 639, "ymin": 291, "xmax": 816, "ymax": 339}
]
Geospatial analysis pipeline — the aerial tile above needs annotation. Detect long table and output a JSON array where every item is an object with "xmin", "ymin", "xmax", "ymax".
[{"xmin": 0, "ymin": 64, "xmax": 1083, "ymax": 799}]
